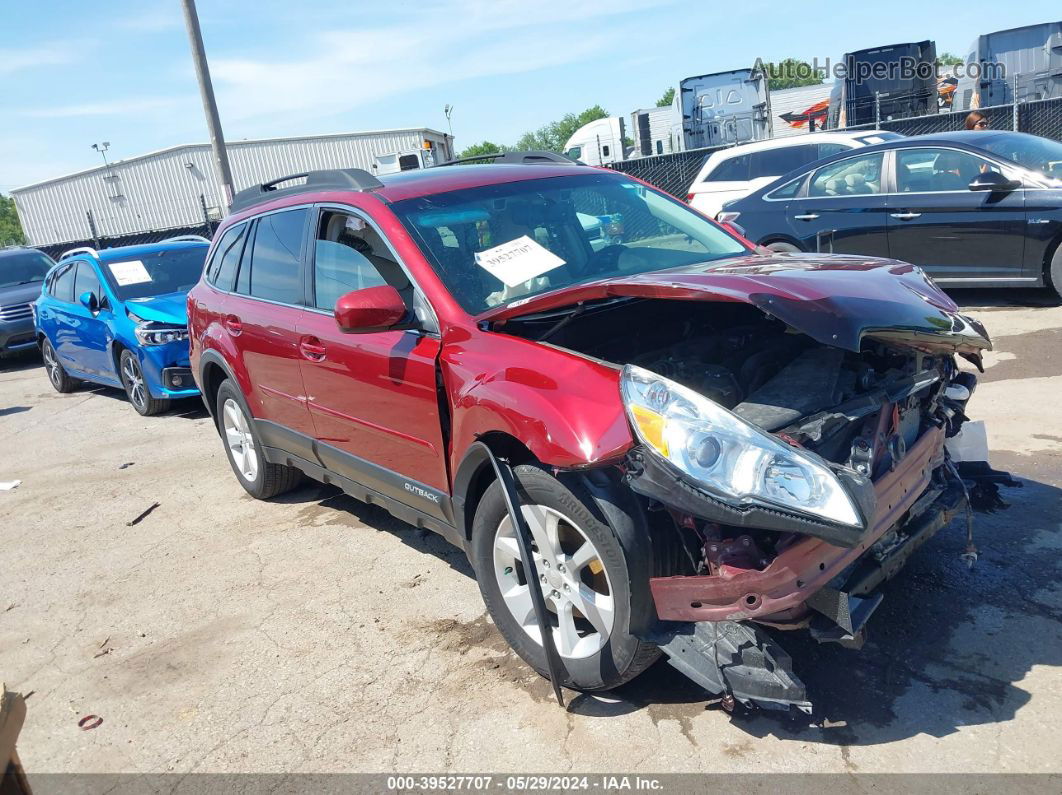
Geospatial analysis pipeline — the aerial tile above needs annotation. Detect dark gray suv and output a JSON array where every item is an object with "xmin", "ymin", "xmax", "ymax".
[{"xmin": 0, "ymin": 247, "xmax": 54, "ymax": 357}]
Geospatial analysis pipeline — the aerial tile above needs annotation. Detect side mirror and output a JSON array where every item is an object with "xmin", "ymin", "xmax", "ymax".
[
  {"xmin": 78, "ymin": 291, "xmax": 99, "ymax": 313},
  {"xmin": 968, "ymin": 171, "xmax": 1021, "ymax": 192},
  {"xmin": 334, "ymin": 285, "xmax": 410, "ymax": 333}
]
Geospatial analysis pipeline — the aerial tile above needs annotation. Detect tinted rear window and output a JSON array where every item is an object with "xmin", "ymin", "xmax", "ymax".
[
  {"xmin": 705, "ymin": 154, "xmax": 750, "ymax": 182},
  {"xmin": 207, "ymin": 223, "xmax": 248, "ymax": 290},
  {"xmin": 749, "ymin": 145, "xmax": 819, "ymax": 178},
  {"xmin": 52, "ymin": 263, "xmax": 76, "ymax": 302}
]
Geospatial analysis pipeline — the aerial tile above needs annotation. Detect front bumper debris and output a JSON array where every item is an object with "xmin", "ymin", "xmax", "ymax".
[
  {"xmin": 647, "ymin": 426, "xmax": 946, "ymax": 623},
  {"xmin": 652, "ymin": 620, "xmax": 812, "ymax": 713}
]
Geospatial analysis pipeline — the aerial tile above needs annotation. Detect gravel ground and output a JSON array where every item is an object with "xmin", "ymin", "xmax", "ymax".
[{"xmin": 1, "ymin": 289, "xmax": 1060, "ymax": 775}]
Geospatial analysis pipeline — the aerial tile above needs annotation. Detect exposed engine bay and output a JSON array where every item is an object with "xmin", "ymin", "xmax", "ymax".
[{"xmin": 499, "ymin": 295, "xmax": 1012, "ymax": 712}]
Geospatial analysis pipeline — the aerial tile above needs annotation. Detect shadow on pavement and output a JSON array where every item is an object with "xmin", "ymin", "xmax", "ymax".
[
  {"xmin": 280, "ymin": 458, "xmax": 1060, "ymax": 747},
  {"xmin": 947, "ymin": 287, "xmax": 1060, "ymax": 310}
]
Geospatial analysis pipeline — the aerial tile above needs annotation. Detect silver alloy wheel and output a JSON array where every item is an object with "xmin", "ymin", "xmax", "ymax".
[
  {"xmin": 222, "ymin": 398, "xmax": 258, "ymax": 481},
  {"xmin": 493, "ymin": 504, "xmax": 615, "ymax": 660},
  {"xmin": 121, "ymin": 356, "xmax": 147, "ymax": 410},
  {"xmin": 43, "ymin": 343, "xmax": 62, "ymax": 389}
]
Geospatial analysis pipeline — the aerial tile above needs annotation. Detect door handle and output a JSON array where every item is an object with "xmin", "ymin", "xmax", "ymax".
[
  {"xmin": 793, "ymin": 213, "xmax": 820, "ymax": 221},
  {"xmin": 298, "ymin": 335, "xmax": 327, "ymax": 362},
  {"xmin": 890, "ymin": 212, "xmax": 922, "ymax": 220},
  {"xmin": 223, "ymin": 314, "xmax": 243, "ymax": 336}
]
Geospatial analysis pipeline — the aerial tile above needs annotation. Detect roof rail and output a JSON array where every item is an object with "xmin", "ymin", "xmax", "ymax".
[
  {"xmin": 438, "ymin": 150, "xmax": 581, "ymax": 167},
  {"xmin": 59, "ymin": 246, "xmax": 98, "ymax": 261},
  {"xmin": 230, "ymin": 169, "xmax": 384, "ymax": 214},
  {"xmin": 161, "ymin": 234, "xmax": 211, "ymax": 244}
]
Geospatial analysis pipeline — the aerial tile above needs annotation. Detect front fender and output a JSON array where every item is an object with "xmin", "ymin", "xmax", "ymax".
[{"xmin": 444, "ymin": 332, "xmax": 634, "ymax": 473}]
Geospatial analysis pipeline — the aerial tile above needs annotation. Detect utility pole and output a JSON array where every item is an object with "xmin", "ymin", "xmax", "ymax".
[{"xmin": 180, "ymin": 0, "xmax": 235, "ymax": 208}]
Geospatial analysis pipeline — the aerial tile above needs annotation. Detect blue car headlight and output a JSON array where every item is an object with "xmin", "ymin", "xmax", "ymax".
[{"xmin": 134, "ymin": 321, "xmax": 189, "ymax": 346}]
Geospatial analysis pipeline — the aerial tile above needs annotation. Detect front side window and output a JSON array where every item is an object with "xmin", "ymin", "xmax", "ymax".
[
  {"xmin": 808, "ymin": 152, "xmax": 884, "ymax": 197},
  {"xmin": 979, "ymin": 133, "xmax": 1062, "ymax": 181},
  {"xmin": 101, "ymin": 247, "xmax": 207, "ymax": 301},
  {"xmin": 73, "ymin": 261, "xmax": 102, "ymax": 304},
  {"xmin": 51, "ymin": 263, "xmax": 76, "ymax": 302},
  {"xmin": 393, "ymin": 172, "xmax": 748, "ymax": 315},
  {"xmin": 0, "ymin": 250, "xmax": 53, "ymax": 288},
  {"xmin": 241, "ymin": 209, "xmax": 308, "ymax": 304},
  {"xmin": 896, "ymin": 148, "xmax": 1000, "ymax": 193},
  {"xmin": 312, "ymin": 210, "xmax": 410, "ymax": 311}
]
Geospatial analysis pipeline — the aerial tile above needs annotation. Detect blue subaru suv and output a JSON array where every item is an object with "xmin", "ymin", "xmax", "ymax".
[{"xmin": 34, "ymin": 237, "xmax": 209, "ymax": 415}]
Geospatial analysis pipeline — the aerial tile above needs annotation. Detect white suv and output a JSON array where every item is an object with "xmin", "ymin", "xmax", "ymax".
[{"xmin": 687, "ymin": 131, "xmax": 902, "ymax": 219}]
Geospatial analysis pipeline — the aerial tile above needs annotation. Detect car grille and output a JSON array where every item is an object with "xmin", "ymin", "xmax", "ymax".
[{"xmin": 0, "ymin": 303, "xmax": 33, "ymax": 322}]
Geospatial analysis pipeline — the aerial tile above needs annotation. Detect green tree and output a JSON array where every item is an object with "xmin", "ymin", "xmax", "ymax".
[
  {"xmin": 0, "ymin": 194, "xmax": 26, "ymax": 247},
  {"xmin": 936, "ymin": 52, "xmax": 964, "ymax": 67},
  {"xmin": 515, "ymin": 105, "xmax": 610, "ymax": 153},
  {"xmin": 656, "ymin": 87, "xmax": 675, "ymax": 107},
  {"xmin": 458, "ymin": 140, "xmax": 507, "ymax": 159},
  {"xmin": 758, "ymin": 58, "xmax": 825, "ymax": 91}
]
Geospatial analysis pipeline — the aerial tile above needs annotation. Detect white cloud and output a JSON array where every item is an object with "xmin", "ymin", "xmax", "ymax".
[
  {"xmin": 0, "ymin": 44, "xmax": 75, "ymax": 76},
  {"xmin": 17, "ymin": 98, "xmax": 184, "ymax": 119},
  {"xmin": 210, "ymin": 0, "xmax": 672, "ymax": 121}
]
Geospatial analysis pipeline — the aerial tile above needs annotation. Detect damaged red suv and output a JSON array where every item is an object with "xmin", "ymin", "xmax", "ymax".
[{"xmin": 187, "ymin": 153, "xmax": 995, "ymax": 712}]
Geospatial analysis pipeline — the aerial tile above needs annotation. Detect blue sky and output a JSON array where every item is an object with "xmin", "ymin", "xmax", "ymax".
[{"xmin": 2, "ymin": 0, "xmax": 1060, "ymax": 191}]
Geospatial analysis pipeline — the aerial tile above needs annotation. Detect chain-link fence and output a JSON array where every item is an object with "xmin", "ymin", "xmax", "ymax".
[
  {"xmin": 607, "ymin": 146, "xmax": 728, "ymax": 199},
  {"xmin": 609, "ymin": 96, "xmax": 1062, "ymax": 197},
  {"xmin": 36, "ymin": 222, "xmax": 216, "ymax": 260}
]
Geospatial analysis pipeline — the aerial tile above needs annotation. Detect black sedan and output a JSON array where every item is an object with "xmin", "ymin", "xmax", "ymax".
[{"xmin": 719, "ymin": 130, "xmax": 1062, "ymax": 296}]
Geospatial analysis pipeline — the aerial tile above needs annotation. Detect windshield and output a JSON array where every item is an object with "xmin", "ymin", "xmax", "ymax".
[
  {"xmin": 980, "ymin": 133, "xmax": 1062, "ymax": 181},
  {"xmin": 101, "ymin": 247, "xmax": 207, "ymax": 301},
  {"xmin": 0, "ymin": 250, "xmax": 53, "ymax": 288},
  {"xmin": 392, "ymin": 171, "xmax": 748, "ymax": 314}
]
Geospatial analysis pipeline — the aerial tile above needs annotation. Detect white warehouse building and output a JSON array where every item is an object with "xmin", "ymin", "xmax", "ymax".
[{"xmin": 12, "ymin": 127, "xmax": 454, "ymax": 248}]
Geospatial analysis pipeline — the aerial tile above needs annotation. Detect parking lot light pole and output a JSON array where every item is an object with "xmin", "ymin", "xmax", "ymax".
[{"xmin": 180, "ymin": 0, "xmax": 236, "ymax": 209}]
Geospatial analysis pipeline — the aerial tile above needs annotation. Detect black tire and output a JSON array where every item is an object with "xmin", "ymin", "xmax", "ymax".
[
  {"xmin": 765, "ymin": 241, "xmax": 801, "ymax": 254},
  {"xmin": 41, "ymin": 338, "xmax": 78, "ymax": 393},
  {"xmin": 470, "ymin": 465, "xmax": 660, "ymax": 691},
  {"xmin": 1048, "ymin": 242, "xmax": 1062, "ymax": 301},
  {"xmin": 119, "ymin": 349, "xmax": 170, "ymax": 416},
  {"xmin": 215, "ymin": 379, "xmax": 302, "ymax": 499}
]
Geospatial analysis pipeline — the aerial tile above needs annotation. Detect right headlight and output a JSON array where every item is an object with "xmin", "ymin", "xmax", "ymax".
[{"xmin": 621, "ymin": 364, "xmax": 863, "ymax": 528}]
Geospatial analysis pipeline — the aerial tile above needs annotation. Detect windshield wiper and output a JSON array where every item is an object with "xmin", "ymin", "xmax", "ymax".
[{"xmin": 538, "ymin": 302, "xmax": 587, "ymax": 342}]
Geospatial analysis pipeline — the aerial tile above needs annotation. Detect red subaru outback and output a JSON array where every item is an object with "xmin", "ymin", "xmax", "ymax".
[{"xmin": 187, "ymin": 153, "xmax": 997, "ymax": 711}]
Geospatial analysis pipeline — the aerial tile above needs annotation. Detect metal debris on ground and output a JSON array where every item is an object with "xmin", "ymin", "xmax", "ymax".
[
  {"xmin": 0, "ymin": 480, "xmax": 21, "ymax": 491},
  {"xmin": 78, "ymin": 715, "xmax": 103, "ymax": 730},
  {"xmin": 118, "ymin": 462, "xmax": 135, "ymax": 470},
  {"xmin": 126, "ymin": 502, "xmax": 160, "ymax": 526}
]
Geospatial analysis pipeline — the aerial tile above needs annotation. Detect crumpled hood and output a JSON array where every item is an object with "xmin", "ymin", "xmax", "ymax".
[
  {"xmin": 485, "ymin": 253, "xmax": 991, "ymax": 356},
  {"xmin": 124, "ymin": 292, "xmax": 188, "ymax": 325}
]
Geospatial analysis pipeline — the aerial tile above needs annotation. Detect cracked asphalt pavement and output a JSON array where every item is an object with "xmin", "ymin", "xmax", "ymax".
[{"xmin": 1, "ymin": 290, "xmax": 1060, "ymax": 774}]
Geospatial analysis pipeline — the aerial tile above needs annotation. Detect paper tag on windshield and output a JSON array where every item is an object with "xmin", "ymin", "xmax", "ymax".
[
  {"xmin": 474, "ymin": 236, "xmax": 565, "ymax": 288},
  {"xmin": 108, "ymin": 260, "xmax": 152, "ymax": 286}
]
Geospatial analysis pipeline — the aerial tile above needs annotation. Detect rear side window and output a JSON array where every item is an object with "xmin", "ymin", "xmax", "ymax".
[
  {"xmin": 749, "ymin": 145, "xmax": 818, "ymax": 179},
  {"xmin": 208, "ymin": 223, "xmax": 248, "ymax": 290},
  {"xmin": 808, "ymin": 153, "xmax": 884, "ymax": 197},
  {"xmin": 51, "ymin": 263, "xmax": 76, "ymax": 302},
  {"xmin": 704, "ymin": 154, "xmax": 750, "ymax": 182},
  {"xmin": 240, "ymin": 209, "xmax": 308, "ymax": 304},
  {"xmin": 766, "ymin": 177, "xmax": 804, "ymax": 200},
  {"xmin": 73, "ymin": 262, "xmax": 102, "ymax": 302},
  {"xmin": 817, "ymin": 143, "xmax": 851, "ymax": 159}
]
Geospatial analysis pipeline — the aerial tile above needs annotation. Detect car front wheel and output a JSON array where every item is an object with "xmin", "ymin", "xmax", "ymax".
[
  {"xmin": 216, "ymin": 379, "xmax": 301, "ymax": 499},
  {"xmin": 471, "ymin": 464, "xmax": 660, "ymax": 691},
  {"xmin": 120, "ymin": 349, "xmax": 169, "ymax": 416}
]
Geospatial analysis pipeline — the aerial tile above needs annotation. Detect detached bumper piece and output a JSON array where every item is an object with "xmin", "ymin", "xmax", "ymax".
[{"xmin": 653, "ymin": 621, "xmax": 812, "ymax": 714}]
